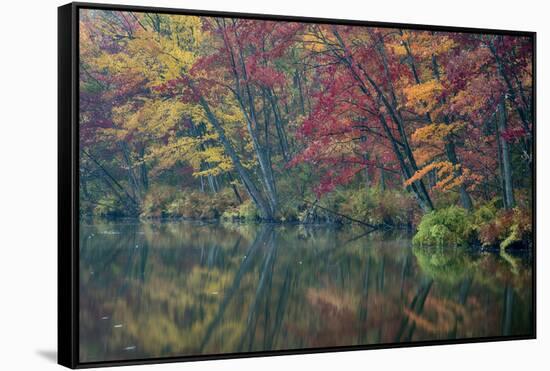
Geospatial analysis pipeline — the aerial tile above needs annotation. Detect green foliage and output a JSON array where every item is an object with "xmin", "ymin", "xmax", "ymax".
[
  {"xmin": 141, "ymin": 186, "xmax": 176, "ymax": 218},
  {"xmin": 472, "ymin": 199, "xmax": 499, "ymax": 226},
  {"xmin": 337, "ymin": 188, "xmax": 416, "ymax": 227},
  {"xmin": 277, "ymin": 201, "xmax": 301, "ymax": 222},
  {"xmin": 272, "ymin": 174, "xmax": 305, "ymax": 222},
  {"xmin": 432, "ymin": 190, "xmax": 460, "ymax": 210},
  {"xmin": 91, "ymin": 194, "xmax": 126, "ymax": 217},
  {"xmin": 413, "ymin": 201, "xmax": 532, "ymax": 249},
  {"xmin": 413, "ymin": 206, "xmax": 473, "ymax": 247},
  {"xmin": 478, "ymin": 206, "xmax": 532, "ymax": 250},
  {"xmin": 222, "ymin": 199, "xmax": 260, "ymax": 222}
]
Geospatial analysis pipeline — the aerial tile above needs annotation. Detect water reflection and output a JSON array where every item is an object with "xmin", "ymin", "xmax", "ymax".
[{"xmin": 79, "ymin": 220, "xmax": 533, "ymax": 363}]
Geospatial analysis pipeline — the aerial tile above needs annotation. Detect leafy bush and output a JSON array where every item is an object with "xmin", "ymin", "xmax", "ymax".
[
  {"xmin": 222, "ymin": 199, "xmax": 259, "ymax": 221},
  {"xmin": 431, "ymin": 190, "xmax": 460, "ymax": 210},
  {"xmin": 92, "ymin": 194, "xmax": 126, "ymax": 217},
  {"xmin": 337, "ymin": 188, "xmax": 416, "ymax": 227},
  {"xmin": 165, "ymin": 189, "xmax": 236, "ymax": 219},
  {"xmin": 141, "ymin": 186, "xmax": 237, "ymax": 219},
  {"xmin": 141, "ymin": 186, "xmax": 176, "ymax": 218},
  {"xmin": 413, "ymin": 206, "xmax": 473, "ymax": 247},
  {"xmin": 472, "ymin": 199, "xmax": 498, "ymax": 226},
  {"xmin": 277, "ymin": 201, "xmax": 301, "ymax": 222},
  {"xmin": 478, "ymin": 207, "xmax": 532, "ymax": 249},
  {"xmin": 165, "ymin": 197, "xmax": 186, "ymax": 217}
]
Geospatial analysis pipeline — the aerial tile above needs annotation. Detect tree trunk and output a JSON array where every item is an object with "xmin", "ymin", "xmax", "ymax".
[
  {"xmin": 223, "ymin": 27, "xmax": 279, "ymax": 216},
  {"xmin": 489, "ymin": 39, "xmax": 531, "ymax": 138},
  {"xmin": 207, "ymin": 174, "xmax": 217, "ymax": 193},
  {"xmin": 240, "ymin": 78, "xmax": 278, "ymax": 216},
  {"xmin": 266, "ymin": 88, "xmax": 291, "ymax": 162},
  {"xmin": 364, "ymin": 153, "xmax": 371, "ymax": 189},
  {"xmin": 81, "ymin": 149, "xmax": 139, "ymax": 211},
  {"xmin": 378, "ymin": 113, "xmax": 433, "ymax": 212},
  {"xmin": 295, "ymin": 70, "xmax": 306, "ymax": 115},
  {"xmin": 119, "ymin": 142, "xmax": 142, "ymax": 204},
  {"xmin": 497, "ymin": 99, "xmax": 516, "ymax": 209},
  {"xmin": 404, "ymin": 39, "xmax": 473, "ymax": 211},
  {"xmin": 197, "ymin": 95, "xmax": 274, "ymax": 219},
  {"xmin": 495, "ymin": 114, "xmax": 508, "ymax": 205},
  {"xmin": 188, "ymin": 119, "xmax": 220, "ymax": 194},
  {"xmin": 377, "ymin": 157, "xmax": 386, "ymax": 191},
  {"xmin": 330, "ymin": 28, "xmax": 433, "ymax": 211},
  {"xmin": 199, "ymin": 176, "xmax": 205, "ymax": 193},
  {"xmin": 445, "ymin": 140, "xmax": 473, "ymax": 210},
  {"xmin": 228, "ymin": 173, "xmax": 243, "ymax": 204},
  {"xmin": 138, "ymin": 147, "xmax": 148, "ymax": 192},
  {"xmin": 360, "ymin": 135, "xmax": 370, "ymax": 188}
]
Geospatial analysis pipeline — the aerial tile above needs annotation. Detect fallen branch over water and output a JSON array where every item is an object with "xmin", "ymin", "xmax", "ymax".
[{"xmin": 302, "ymin": 199, "xmax": 378, "ymax": 229}]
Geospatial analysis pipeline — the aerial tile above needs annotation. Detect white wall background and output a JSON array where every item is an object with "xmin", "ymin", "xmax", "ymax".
[{"xmin": 0, "ymin": 0, "xmax": 546, "ymax": 369}]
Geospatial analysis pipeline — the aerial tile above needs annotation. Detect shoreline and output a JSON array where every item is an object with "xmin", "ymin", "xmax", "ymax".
[
  {"xmin": 79, "ymin": 216, "xmax": 533, "ymax": 252},
  {"xmin": 79, "ymin": 215, "xmax": 414, "ymax": 230}
]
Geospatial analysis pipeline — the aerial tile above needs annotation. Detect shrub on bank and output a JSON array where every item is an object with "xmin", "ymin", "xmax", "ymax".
[
  {"xmin": 412, "ymin": 201, "xmax": 532, "ymax": 249},
  {"xmin": 222, "ymin": 199, "xmax": 260, "ymax": 222},
  {"xmin": 412, "ymin": 206, "xmax": 473, "ymax": 247},
  {"xmin": 478, "ymin": 207, "xmax": 532, "ymax": 249},
  {"xmin": 140, "ymin": 186, "xmax": 237, "ymax": 219},
  {"xmin": 337, "ymin": 188, "xmax": 416, "ymax": 227},
  {"xmin": 277, "ymin": 201, "xmax": 301, "ymax": 222},
  {"xmin": 141, "ymin": 186, "xmax": 175, "ymax": 218},
  {"xmin": 91, "ymin": 194, "xmax": 127, "ymax": 217},
  {"xmin": 166, "ymin": 189, "xmax": 236, "ymax": 219}
]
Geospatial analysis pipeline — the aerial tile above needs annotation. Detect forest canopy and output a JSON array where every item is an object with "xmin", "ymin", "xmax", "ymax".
[{"xmin": 79, "ymin": 9, "xmax": 533, "ymax": 249}]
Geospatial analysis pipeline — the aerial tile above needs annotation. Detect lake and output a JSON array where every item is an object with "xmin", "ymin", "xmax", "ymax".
[{"xmin": 79, "ymin": 220, "xmax": 533, "ymax": 363}]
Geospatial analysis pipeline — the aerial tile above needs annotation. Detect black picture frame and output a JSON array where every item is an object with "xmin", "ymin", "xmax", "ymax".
[{"xmin": 58, "ymin": 2, "xmax": 537, "ymax": 368}]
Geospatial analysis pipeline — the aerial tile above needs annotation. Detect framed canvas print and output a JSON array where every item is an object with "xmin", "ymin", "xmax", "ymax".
[{"xmin": 58, "ymin": 2, "xmax": 536, "ymax": 368}]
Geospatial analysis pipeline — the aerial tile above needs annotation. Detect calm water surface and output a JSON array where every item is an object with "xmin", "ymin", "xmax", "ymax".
[{"xmin": 79, "ymin": 220, "xmax": 533, "ymax": 362}]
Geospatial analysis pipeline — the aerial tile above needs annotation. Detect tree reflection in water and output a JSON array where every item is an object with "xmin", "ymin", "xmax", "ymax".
[{"xmin": 79, "ymin": 220, "xmax": 533, "ymax": 362}]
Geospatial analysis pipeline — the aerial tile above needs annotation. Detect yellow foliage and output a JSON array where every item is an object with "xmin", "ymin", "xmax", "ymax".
[
  {"xmin": 412, "ymin": 122, "xmax": 464, "ymax": 144},
  {"xmin": 147, "ymin": 133, "xmax": 233, "ymax": 178},
  {"xmin": 403, "ymin": 79, "xmax": 443, "ymax": 114},
  {"xmin": 89, "ymin": 13, "xmax": 204, "ymax": 89},
  {"xmin": 387, "ymin": 42, "xmax": 407, "ymax": 56},
  {"xmin": 405, "ymin": 161, "xmax": 466, "ymax": 192},
  {"xmin": 301, "ymin": 29, "xmax": 337, "ymax": 52},
  {"xmin": 408, "ymin": 32, "xmax": 456, "ymax": 58},
  {"xmin": 302, "ymin": 33, "xmax": 326, "ymax": 52},
  {"xmin": 405, "ymin": 162, "xmax": 440, "ymax": 187},
  {"xmin": 413, "ymin": 145, "xmax": 443, "ymax": 166}
]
